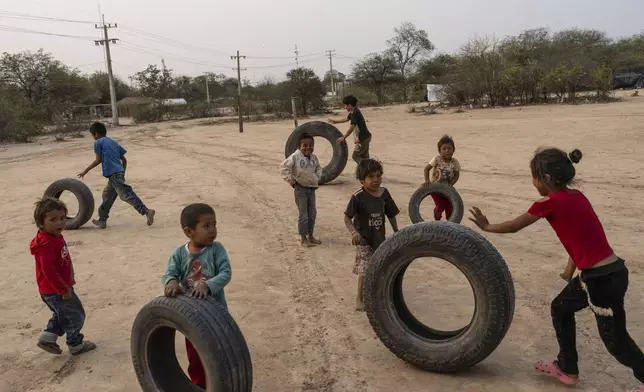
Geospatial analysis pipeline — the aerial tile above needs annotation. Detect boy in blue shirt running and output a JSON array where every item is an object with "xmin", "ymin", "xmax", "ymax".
[
  {"xmin": 78, "ymin": 122, "xmax": 155, "ymax": 229},
  {"xmin": 162, "ymin": 203, "xmax": 232, "ymax": 388}
]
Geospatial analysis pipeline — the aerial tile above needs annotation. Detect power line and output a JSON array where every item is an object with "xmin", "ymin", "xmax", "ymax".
[
  {"xmin": 0, "ymin": 10, "xmax": 96, "ymax": 24},
  {"xmin": 119, "ymin": 25, "xmax": 230, "ymax": 57},
  {"xmin": 0, "ymin": 24, "xmax": 96, "ymax": 40},
  {"xmin": 117, "ymin": 41, "xmax": 232, "ymax": 69}
]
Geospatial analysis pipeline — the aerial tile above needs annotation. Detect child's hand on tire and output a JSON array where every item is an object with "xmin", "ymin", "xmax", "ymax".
[
  {"xmin": 191, "ymin": 282, "xmax": 210, "ymax": 299},
  {"xmin": 164, "ymin": 280, "xmax": 183, "ymax": 297}
]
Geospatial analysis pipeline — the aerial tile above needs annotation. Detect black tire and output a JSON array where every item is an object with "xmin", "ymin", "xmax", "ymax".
[
  {"xmin": 131, "ymin": 295, "xmax": 253, "ymax": 392},
  {"xmin": 42, "ymin": 178, "xmax": 95, "ymax": 230},
  {"xmin": 284, "ymin": 121, "xmax": 348, "ymax": 185},
  {"xmin": 408, "ymin": 183, "xmax": 464, "ymax": 224},
  {"xmin": 364, "ymin": 222, "xmax": 515, "ymax": 373}
]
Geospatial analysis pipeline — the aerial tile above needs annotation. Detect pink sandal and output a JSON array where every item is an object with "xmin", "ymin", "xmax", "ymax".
[{"xmin": 535, "ymin": 360, "xmax": 579, "ymax": 385}]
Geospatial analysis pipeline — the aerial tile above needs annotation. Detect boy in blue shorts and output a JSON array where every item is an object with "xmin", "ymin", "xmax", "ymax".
[{"xmin": 77, "ymin": 122, "xmax": 155, "ymax": 229}]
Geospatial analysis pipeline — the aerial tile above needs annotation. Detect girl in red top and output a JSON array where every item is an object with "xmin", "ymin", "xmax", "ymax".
[{"xmin": 469, "ymin": 147, "xmax": 643, "ymax": 388}]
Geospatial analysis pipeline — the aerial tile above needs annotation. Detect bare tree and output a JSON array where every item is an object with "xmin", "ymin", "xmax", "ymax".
[
  {"xmin": 352, "ymin": 53, "xmax": 399, "ymax": 104},
  {"xmin": 386, "ymin": 22, "xmax": 434, "ymax": 101}
]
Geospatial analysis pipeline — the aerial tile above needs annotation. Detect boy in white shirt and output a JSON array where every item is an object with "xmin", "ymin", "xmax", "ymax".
[{"xmin": 280, "ymin": 133, "xmax": 323, "ymax": 247}]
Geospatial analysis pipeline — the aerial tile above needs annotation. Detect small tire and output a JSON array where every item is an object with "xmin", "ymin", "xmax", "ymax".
[
  {"xmin": 42, "ymin": 178, "xmax": 95, "ymax": 230},
  {"xmin": 284, "ymin": 121, "xmax": 348, "ymax": 185},
  {"xmin": 364, "ymin": 222, "xmax": 515, "ymax": 373},
  {"xmin": 131, "ymin": 295, "xmax": 253, "ymax": 392},
  {"xmin": 408, "ymin": 183, "xmax": 464, "ymax": 224}
]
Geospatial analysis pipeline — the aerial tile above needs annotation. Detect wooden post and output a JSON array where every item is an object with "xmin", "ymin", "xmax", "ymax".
[{"xmin": 291, "ymin": 96, "xmax": 298, "ymax": 128}]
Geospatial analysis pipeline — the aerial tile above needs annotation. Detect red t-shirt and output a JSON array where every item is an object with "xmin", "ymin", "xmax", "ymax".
[
  {"xmin": 29, "ymin": 231, "xmax": 75, "ymax": 295},
  {"xmin": 527, "ymin": 189, "xmax": 614, "ymax": 270}
]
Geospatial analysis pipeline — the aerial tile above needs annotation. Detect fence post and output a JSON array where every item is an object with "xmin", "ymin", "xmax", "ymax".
[{"xmin": 291, "ymin": 96, "xmax": 298, "ymax": 128}]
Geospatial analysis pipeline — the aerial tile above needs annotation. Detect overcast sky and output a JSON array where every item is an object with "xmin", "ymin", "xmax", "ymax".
[{"xmin": 1, "ymin": 0, "xmax": 642, "ymax": 83}]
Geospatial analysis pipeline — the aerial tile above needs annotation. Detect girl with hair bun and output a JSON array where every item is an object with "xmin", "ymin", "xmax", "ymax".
[{"xmin": 469, "ymin": 147, "xmax": 643, "ymax": 388}]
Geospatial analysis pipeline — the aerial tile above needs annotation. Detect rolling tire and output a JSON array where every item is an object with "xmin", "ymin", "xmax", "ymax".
[
  {"xmin": 42, "ymin": 178, "xmax": 95, "ymax": 230},
  {"xmin": 364, "ymin": 222, "xmax": 515, "ymax": 373},
  {"xmin": 131, "ymin": 295, "xmax": 253, "ymax": 392},
  {"xmin": 408, "ymin": 183, "xmax": 464, "ymax": 224},
  {"xmin": 284, "ymin": 121, "xmax": 348, "ymax": 185}
]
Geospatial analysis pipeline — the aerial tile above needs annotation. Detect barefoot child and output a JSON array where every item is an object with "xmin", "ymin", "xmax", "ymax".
[
  {"xmin": 280, "ymin": 132, "xmax": 323, "ymax": 247},
  {"xmin": 423, "ymin": 135, "xmax": 461, "ymax": 220},
  {"xmin": 162, "ymin": 203, "xmax": 232, "ymax": 388},
  {"xmin": 330, "ymin": 95, "xmax": 372, "ymax": 164},
  {"xmin": 30, "ymin": 197, "xmax": 96, "ymax": 356},
  {"xmin": 344, "ymin": 158, "xmax": 399, "ymax": 311},
  {"xmin": 78, "ymin": 122, "xmax": 155, "ymax": 229},
  {"xmin": 469, "ymin": 147, "xmax": 644, "ymax": 388}
]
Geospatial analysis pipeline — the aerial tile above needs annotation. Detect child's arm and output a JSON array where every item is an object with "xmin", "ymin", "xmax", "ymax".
[
  {"xmin": 423, "ymin": 163, "xmax": 433, "ymax": 183},
  {"xmin": 314, "ymin": 157, "xmax": 323, "ymax": 181},
  {"xmin": 37, "ymin": 246, "xmax": 71, "ymax": 297},
  {"xmin": 280, "ymin": 155, "xmax": 296, "ymax": 186},
  {"xmin": 162, "ymin": 252, "xmax": 183, "ymax": 297},
  {"xmin": 388, "ymin": 216, "xmax": 399, "ymax": 233},
  {"xmin": 344, "ymin": 214, "xmax": 362, "ymax": 245},
  {"xmin": 338, "ymin": 123, "xmax": 356, "ymax": 144},
  {"xmin": 121, "ymin": 155, "xmax": 127, "ymax": 172},
  {"xmin": 450, "ymin": 171, "xmax": 460, "ymax": 186},
  {"xmin": 450, "ymin": 159, "xmax": 461, "ymax": 186},
  {"xmin": 205, "ymin": 244, "xmax": 232, "ymax": 296},
  {"xmin": 328, "ymin": 117, "xmax": 350, "ymax": 125},
  {"xmin": 78, "ymin": 152, "xmax": 102, "ymax": 179},
  {"xmin": 469, "ymin": 206, "xmax": 540, "ymax": 234},
  {"xmin": 560, "ymin": 257, "xmax": 576, "ymax": 282}
]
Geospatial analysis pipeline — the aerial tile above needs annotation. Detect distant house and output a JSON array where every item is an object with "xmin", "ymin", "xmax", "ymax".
[
  {"xmin": 117, "ymin": 97, "xmax": 157, "ymax": 118},
  {"xmin": 161, "ymin": 98, "xmax": 188, "ymax": 106}
]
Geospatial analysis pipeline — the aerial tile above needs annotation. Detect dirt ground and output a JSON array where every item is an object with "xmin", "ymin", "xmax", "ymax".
[{"xmin": 1, "ymin": 94, "xmax": 643, "ymax": 392}]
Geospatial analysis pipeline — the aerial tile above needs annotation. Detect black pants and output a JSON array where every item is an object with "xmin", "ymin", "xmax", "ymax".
[{"xmin": 551, "ymin": 260, "xmax": 644, "ymax": 382}]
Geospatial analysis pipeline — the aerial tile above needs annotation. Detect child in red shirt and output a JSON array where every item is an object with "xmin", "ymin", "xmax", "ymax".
[
  {"xmin": 30, "ymin": 197, "xmax": 96, "ymax": 356},
  {"xmin": 469, "ymin": 147, "xmax": 643, "ymax": 388}
]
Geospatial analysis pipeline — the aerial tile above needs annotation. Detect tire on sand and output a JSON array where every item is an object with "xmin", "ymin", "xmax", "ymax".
[
  {"xmin": 408, "ymin": 182, "xmax": 464, "ymax": 224},
  {"xmin": 284, "ymin": 121, "xmax": 348, "ymax": 185},
  {"xmin": 42, "ymin": 178, "xmax": 95, "ymax": 230},
  {"xmin": 131, "ymin": 295, "xmax": 253, "ymax": 392},
  {"xmin": 364, "ymin": 222, "xmax": 515, "ymax": 373}
]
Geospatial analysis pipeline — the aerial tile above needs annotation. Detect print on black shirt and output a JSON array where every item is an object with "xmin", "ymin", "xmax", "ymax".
[
  {"xmin": 345, "ymin": 188, "xmax": 400, "ymax": 250},
  {"xmin": 347, "ymin": 108, "xmax": 372, "ymax": 143}
]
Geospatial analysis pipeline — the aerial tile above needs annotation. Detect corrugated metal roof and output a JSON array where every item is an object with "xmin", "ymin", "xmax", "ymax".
[{"xmin": 162, "ymin": 98, "xmax": 188, "ymax": 106}]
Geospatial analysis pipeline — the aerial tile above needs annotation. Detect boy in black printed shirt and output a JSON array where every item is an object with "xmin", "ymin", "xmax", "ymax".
[{"xmin": 344, "ymin": 158, "xmax": 399, "ymax": 311}]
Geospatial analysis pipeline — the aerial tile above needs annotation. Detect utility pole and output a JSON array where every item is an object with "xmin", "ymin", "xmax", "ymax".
[
  {"xmin": 203, "ymin": 73, "xmax": 210, "ymax": 105},
  {"xmin": 95, "ymin": 16, "xmax": 119, "ymax": 126},
  {"xmin": 294, "ymin": 45, "xmax": 299, "ymax": 68},
  {"xmin": 231, "ymin": 51, "xmax": 246, "ymax": 133},
  {"xmin": 325, "ymin": 49, "xmax": 336, "ymax": 96}
]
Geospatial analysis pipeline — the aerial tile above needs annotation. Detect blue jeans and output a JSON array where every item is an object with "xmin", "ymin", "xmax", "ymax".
[
  {"xmin": 98, "ymin": 172, "xmax": 147, "ymax": 221},
  {"xmin": 40, "ymin": 291, "xmax": 86, "ymax": 347},
  {"xmin": 294, "ymin": 184, "xmax": 317, "ymax": 237}
]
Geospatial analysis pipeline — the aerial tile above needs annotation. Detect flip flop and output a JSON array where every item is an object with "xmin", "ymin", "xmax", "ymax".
[{"xmin": 535, "ymin": 360, "xmax": 579, "ymax": 385}]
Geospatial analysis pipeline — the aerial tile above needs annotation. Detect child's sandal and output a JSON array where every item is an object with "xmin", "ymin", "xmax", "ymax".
[
  {"xmin": 37, "ymin": 340, "xmax": 63, "ymax": 355},
  {"xmin": 535, "ymin": 360, "xmax": 579, "ymax": 385}
]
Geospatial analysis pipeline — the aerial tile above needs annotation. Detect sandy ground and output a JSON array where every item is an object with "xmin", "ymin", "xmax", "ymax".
[{"xmin": 1, "ymin": 94, "xmax": 643, "ymax": 392}]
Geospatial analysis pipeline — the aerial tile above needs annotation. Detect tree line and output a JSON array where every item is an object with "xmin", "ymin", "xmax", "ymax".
[{"xmin": 1, "ymin": 23, "xmax": 644, "ymax": 142}]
